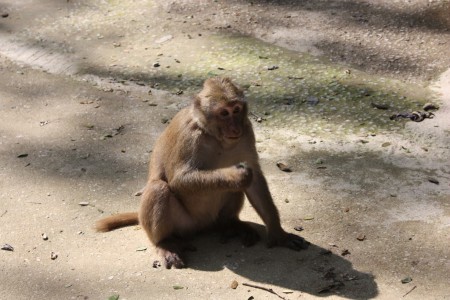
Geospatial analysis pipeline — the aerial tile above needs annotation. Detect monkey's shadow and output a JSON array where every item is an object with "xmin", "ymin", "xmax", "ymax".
[{"xmin": 184, "ymin": 223, "xmax": 378, "ymax": 299}]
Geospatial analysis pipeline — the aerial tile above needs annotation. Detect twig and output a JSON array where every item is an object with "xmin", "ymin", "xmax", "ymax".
[
  {"xmin": 0, "ymin": 210, "xmax": 7, "ymax": 217},
  {"xmin": 242, "ymin": 283, "xmax": 287, "ymax": 300},
  {"xmin": 250, "ymin": 111, "xmax": 261, "ymax": 118},
  {"xmin": 403, "ymin": 285, "xmax": 417, "ymax": 297},
  {"xmin": 249, "ymin": 111, "xmax": 265, "ymax": 122}
]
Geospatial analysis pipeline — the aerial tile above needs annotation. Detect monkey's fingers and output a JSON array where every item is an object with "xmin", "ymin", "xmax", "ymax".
[{"xmin": 285, "ymin": 233, "xmax": 310, "ymax": 251}]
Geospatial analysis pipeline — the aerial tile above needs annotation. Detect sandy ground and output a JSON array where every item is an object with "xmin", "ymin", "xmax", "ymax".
[{"xmin": 1, "ymin": 1, "xmax": 450, "ymax": 300}]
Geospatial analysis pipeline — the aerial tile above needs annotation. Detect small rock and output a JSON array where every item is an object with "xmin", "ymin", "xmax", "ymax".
[
  {"xmin": 276, "ymin": 162, "xmax": 292, "ymax": 172},
  {"xmin": 155, "ymin": 34, "xmax": 173, "ymax": 44},
  {"xmin": 381, "ymin": 142, "xmax": 391, "ymax": 147},
  {"xmin": 294, "ymin": 226, "xmax": 304, "ymax": 232},
  {"xmin": 306, "ymin": 96, "xmax": 319, "ymax": 105},
  {"xmin": 371, "ymin": 102, "xmax": 389, "ymax": 110},
  {"xmin": 78, "ymin": 201, "xmax": 89, "ymax": 206},
  {"xmin": 17, "ymin": 153, "xmax": 28, "ymax": 158},
  {"xmin": 42, "ymin": 233, "xmax": 49, "ymax": 241},
  {"xmin": 401, "ymin": 276, "xmax": 413, "ymax": 284},
  {"xmin": 423, "ymin": 103, "xmax": 439, "ymax": 111},
  {"xmin": 341, "ymin": 249, "xmax": 351, "ymax": 256},
  {"xmin": 356, "ymin": 234, "xmax": 366, "ymax": 241},
  {"xmin": 230, "ymin": 280, "xmax": 239, "ymax": 289},
  {"xmin": 83, "ymin": 124, "xmax": 94, "ymax": 130},
  {"xmin": 153, "ymin": 62, "xmax": 161, "ymax": 68},
  {"xmin": 428, "ymin": 178, "xmax": 439, "ymax": 185},
  {"xmin": 267, "ymin": 65, "xmax": 279, "ymax": 70},
  {"xmin": 1, "ymin": 244, "xmax": 14, "ymax": 251},
  {"xmin": 1, "ymin": 13, "xmax": 9, "ymax": 18},
  {"xmin": 50, "ymin": 252, "xmax": 58, "ymax": 260}
]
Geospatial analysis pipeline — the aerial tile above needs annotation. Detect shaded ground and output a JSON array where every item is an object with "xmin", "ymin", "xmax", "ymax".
[{"xmin": 1, "ymin": 1, "xmax": 450, "ymax": 299}]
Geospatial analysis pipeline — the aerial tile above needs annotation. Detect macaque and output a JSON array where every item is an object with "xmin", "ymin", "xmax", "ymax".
[{"xmin": 96, "ymin": 77, "xmax": 308, "ymax": 268}]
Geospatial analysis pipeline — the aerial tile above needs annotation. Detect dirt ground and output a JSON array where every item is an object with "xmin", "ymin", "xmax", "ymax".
[{"xmin": 1, "ymin": 1, "xmax": 450, "ymax": 299}]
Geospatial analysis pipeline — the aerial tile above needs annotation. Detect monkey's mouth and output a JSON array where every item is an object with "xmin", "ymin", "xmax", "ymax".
[{"xmin": 224, "ymin": 136, "xmax": 241, "ymax": 141}]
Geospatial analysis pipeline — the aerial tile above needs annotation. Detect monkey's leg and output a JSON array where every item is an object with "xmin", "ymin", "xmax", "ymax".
[
  {"xmin": 139, "ymin": 180, "xmax": 195, "ymax": 269},
  {"xmin": 217, "ymin": 192, "xmax": 260, "ymax": 247}
]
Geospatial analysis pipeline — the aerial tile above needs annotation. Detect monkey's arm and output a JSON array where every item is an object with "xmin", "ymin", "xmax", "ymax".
[
  {"xmin": 169, "ymin": 164, "xmax": 252, "ymax": 194},
  {"xmin": 245, "ymin": 169, "xmax": 309, "ymax": 250}
]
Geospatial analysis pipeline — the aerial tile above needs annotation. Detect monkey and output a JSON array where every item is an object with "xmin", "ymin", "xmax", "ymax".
[{"xmin": 95, "ymin": 77, "xmax": 309, "ymax": 269}]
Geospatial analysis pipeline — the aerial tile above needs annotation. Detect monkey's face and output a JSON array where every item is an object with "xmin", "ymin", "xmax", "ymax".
[{"xmin": 214, "ymin": 101, "xmax": 247, "ymax": 145}]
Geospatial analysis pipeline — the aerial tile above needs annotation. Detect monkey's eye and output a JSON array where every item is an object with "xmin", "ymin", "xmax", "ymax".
[
  {"xmin": 233, "ymin": 106, "xmax": 241, "ymax": 114},
  {"xmin": 219, "ymin": 110, "xmax": 230, "ymax": 117}
]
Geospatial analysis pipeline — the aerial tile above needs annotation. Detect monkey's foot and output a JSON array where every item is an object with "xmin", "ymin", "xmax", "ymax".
[
  {"xmin": 219, "ymin": 220, "xmax": 260, "ymax": 247},
  {"xmin": 161, "ymin": 249, "xmax": 185, "ymax": 269},
  {"xmin": 156, "ymin": 239, "xmax": 187, "ymax": 269},
  {"xmin": 285, "ymin": 233, "xmax": 310, "ymax": 250}
]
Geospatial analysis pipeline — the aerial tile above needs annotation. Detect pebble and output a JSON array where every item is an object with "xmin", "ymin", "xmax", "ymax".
[
  {"xmin": 1, "ymin": 244, "xmax": 14, "ymax": 251},
  {"xmin": 155, "ymin": 35, "xmax": 173, "ymax": 44},
  {"xmin": 230, "ymin": 280, "xmax": 239, "ymax": 289}
]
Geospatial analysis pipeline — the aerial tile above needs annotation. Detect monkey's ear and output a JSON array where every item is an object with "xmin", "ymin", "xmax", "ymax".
[{"xmin": 192, "ymin": 96, "xmax": 210, "ymax": 125}]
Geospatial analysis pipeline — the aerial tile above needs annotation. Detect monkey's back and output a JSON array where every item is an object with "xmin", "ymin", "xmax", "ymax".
[{"xmin": 147, "ymin": 106, "xmax": 201, "ymax": 183}]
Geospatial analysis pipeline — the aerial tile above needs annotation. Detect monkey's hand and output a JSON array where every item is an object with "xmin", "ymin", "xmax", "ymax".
[
  {"xmin": 267, "ymin": 231, "xmax": 309, "ymax": 251},
  {"xmin": 226, "ymin": 162, "xmax": 253, "ymax": 190}
]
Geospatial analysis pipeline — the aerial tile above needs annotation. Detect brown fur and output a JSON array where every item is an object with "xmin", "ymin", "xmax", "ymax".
[
  {"xmin": 95, "ymin": 77, "xmax": 308, "ymax": 269},
  {"xmin": 95, "ymin": 212, "xmax": 138, "ymax": 232}
]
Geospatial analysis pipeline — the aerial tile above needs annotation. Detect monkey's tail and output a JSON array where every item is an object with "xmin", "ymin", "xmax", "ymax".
[{"xmin": 95, "ymin": 212, "xmax": 139, "ymax": 232}]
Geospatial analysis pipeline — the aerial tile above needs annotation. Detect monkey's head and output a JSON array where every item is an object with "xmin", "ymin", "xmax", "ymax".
[{"xmin": 194, "ymin": 77, "xmax": 249, "ymax": 146}]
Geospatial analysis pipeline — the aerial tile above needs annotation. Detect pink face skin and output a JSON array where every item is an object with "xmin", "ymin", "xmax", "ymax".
[{"xmin": 215, "ymin": 101, "xmax": 246, "ymax": 141}]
